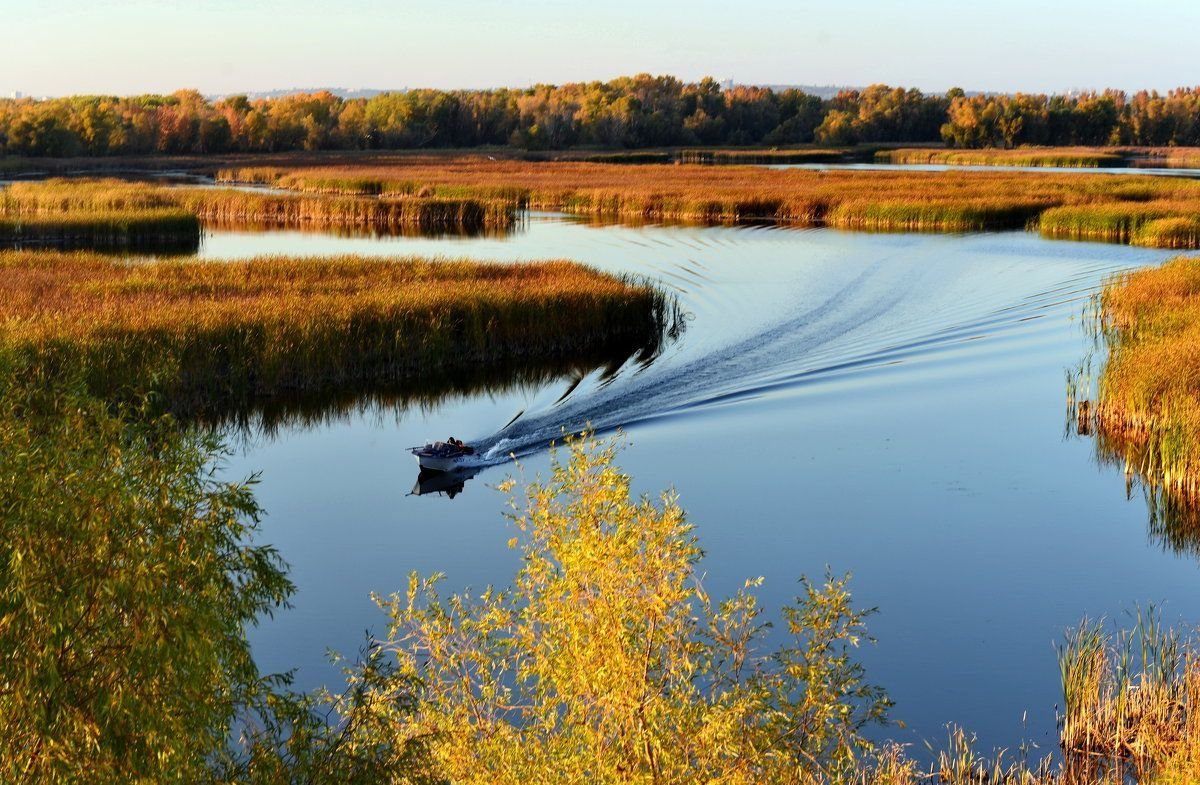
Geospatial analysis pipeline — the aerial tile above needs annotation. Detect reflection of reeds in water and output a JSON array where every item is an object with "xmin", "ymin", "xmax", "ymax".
[
  {"xmin": 677, "ymin": 148, "xmax": 848, "ymax": 164},
  {"xmin": 0, "ymin": 209, "xmax": 201, "ymax": 252},
  {"xmin": 582, "ymin": 152, "xmax": 674, "ymax": 165},
  {"xmin": 1068, "ymin": 407, "xmax": 1200, "ymax": 555},
  {"xmin": 200, "ymin": 214, "xmax": 520, "ymax": 240},
  {"xmin": 191, "ymin": 355, "xmax": 635, "ymax": 438}
]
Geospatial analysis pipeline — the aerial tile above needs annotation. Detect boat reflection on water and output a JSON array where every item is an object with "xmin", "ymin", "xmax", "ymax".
[{"xmin": 409, "ymin": 467, "xmax": 483, "ymax": 500}]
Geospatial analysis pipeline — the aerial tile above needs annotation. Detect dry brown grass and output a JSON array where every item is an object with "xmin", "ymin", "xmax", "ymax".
[
  {"xmin": 1078, "ymin": 256, "xmax": 1200, "ymax": 507},
  {"xmin": 0, "ymin": 250, "xmax": 670, "ymax": 413},
  {"xmin": 1, "ymin": 178, "xmax": 516, "ymax": 233},
  {"xmin": 877, "ymin": 147, "xmax": 1128, "ymax": 167},
  {"xmin": 215, "ymin": 156, "xmax": 1200, "ymax": 240}
]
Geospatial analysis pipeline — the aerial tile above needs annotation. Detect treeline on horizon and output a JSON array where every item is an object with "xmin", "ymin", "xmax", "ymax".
[{"xmin": 6, "ymin": 75, "xmax": 1200, "ymax": 156}]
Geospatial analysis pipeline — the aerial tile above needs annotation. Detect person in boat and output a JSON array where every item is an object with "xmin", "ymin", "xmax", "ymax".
[{"xmin": 446, "ymin": 437, "xmax": 475, "ymax": 455}]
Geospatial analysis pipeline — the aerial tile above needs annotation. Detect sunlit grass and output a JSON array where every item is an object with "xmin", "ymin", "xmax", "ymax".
[
  {"xmin": 1, "ymin": 178, "xmax": 516, "ymax": 233},
  {"xmin": 1056, "ymin": 610, "xmax": 1200, "ymax": 784},
  {"xmin": 11, "ymin": 161, "xmax": 1200, "ymax": 246},
  {"xmin": 0, "ymin": 250, "xmax": 671, "ymax": 413},
  {"xmin": 1084, "ymin": 256, "xmax": 1200, "ymax": 503},
  {"xmin": 216, "ymin": 157, "xmax": 1200, "ymax": 244},
  {"xmin": 877, "ymin": 146, "xmax": 1127, "ymax": 167}
]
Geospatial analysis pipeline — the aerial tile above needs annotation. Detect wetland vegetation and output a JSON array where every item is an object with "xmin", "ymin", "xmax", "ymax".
[
  {"xmin": 875, "ymin": 147, "xmax": 1128, "ymax": 168},
  {"xmin": 213, "ymin": 157, "xmax": 1200, "ymax": 246},
  {"xmin": 0, "ymin": 206, "xmax": 200, "ymax": 250},
  {"xmin": 0, "ymin": 250, "xmax": 670, "ymax": 420},
  {"xmin": 1078, "ymin": 256, "xmax": 1200, "ymax": 510},
  {"xmin": 0, "ymin": 353, "xmax": 292, "ymax": 782},
  {"xmin": 1, "ymin": 178, "xmax": 515, "ymax": 235},
  {"xmin": 7, "ymin": 406, "xmax": 1200, "ymax": 783},
  {"xmin": 8, "ymin": 108, "xmax": 1200, "ymax": 781}
]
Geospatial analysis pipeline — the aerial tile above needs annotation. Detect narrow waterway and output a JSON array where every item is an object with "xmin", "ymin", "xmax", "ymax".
[{"xmin": 199, "ymin": 215, "xmax": 1192, "ymax": 754}]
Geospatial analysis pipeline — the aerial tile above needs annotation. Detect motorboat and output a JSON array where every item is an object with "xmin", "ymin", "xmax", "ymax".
[{"xmin": 411, "ymin": 437, "xmax": 483, "ymax": 472}]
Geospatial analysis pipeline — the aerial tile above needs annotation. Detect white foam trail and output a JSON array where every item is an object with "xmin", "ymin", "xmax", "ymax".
[{"xmin": 483, "ymin": 437, "xmax": 520, "ymax": 461}]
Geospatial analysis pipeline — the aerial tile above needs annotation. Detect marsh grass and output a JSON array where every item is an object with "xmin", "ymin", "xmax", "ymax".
[
  {"xmin": 1056, "ymin": 611, "xmax": 1200, "ymax": 784},
  {"xmin": 215, "ymin": 158, "xmax": 1200, "ymax": 245},
  {"xmin": 1, "ymin": 178, "xmax": 517, "ymax": 234},
  {"xmin": 1072, "ymin": 256, "xmax": 1200, "ymax": 529},
  {"xmin": 827, "ymin": 197, "xmax": 1048, "ymax": 232},
  {"xmin": 877, "ymin": 147, "xmax": 1127, "ymax": 167},
  {"xmin": 0, "ymin": 251, "xmax": 673, "ymax": 416},
  {"xmin": 15, "ymin": 161, "xmax": 1200, "ymax": 246},
  {"xmin": 1039, "ymin": 203, "xmax": 1172, "ymax": 244},
  {"xmin": 198, "ymin": 215, "xmax": 516, "ymax": 240},
  {"xmin": 845, "ymin": 615, "xmax": 1200, "ymax": 784},
  {"xmin": 177, "ymin": 189, "xmax": 515, "ymax": 231},
  {"xmin": 1036, "ymin": 202, "xmax": 1200, "ymax": 247}
]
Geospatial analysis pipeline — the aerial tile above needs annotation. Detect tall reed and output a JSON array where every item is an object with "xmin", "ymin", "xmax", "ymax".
[
  {"xmin": 877, "ymin": 147, "xmax": 1127, "ymax": 167},
  {"xmin": 213, "ymin": 157, "xmax": 1200, "ymax": 244},
  {"xmin": 1080, "ymin": 256, "xmax": 1200, "ymax": 506},
  {"xmin": 0, "ymin": 251, "xmax": 673, "ymax": 416},
  {"xmin": 2, "ymin": 178, "xmax": 517, "ymax": 234},
  {"xmin": 1056, "ymin": 611, "xmax": 1200, "ymax": 783}
]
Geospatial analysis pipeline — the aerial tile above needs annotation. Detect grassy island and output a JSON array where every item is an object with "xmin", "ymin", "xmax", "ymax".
[{"xmin": 0, "ymin": 251, "xmax": 671, "ymax": 415}]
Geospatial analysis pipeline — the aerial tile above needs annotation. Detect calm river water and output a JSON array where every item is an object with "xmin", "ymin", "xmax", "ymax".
[{"xmin": 199, "ymin": 215, "xmax": 1193, "ymax": 755}]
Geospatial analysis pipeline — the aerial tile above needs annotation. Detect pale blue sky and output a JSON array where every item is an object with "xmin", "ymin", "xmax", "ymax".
[{"xmin": 3, "ymin": 0, "xmax": 1197, "ymax": 97}]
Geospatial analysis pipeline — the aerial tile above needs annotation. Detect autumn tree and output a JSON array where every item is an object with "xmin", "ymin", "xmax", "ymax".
[
  {"xmin": 0, "ymin": 356, "xmax": 293, "ymax": 782},
  {"xmin": 354, "ymin": 433, "xmax": 891, "ymax": 784}
]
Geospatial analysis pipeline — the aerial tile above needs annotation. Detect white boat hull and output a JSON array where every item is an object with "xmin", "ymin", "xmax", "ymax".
[{"xmin": 413, "ymin": 452, "xmax": 478, "ymax": 472}]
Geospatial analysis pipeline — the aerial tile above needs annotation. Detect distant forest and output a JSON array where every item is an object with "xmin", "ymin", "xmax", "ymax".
[{"xmin": 4, "ymin": 74, "xmax": 1200, "ymax": 156}]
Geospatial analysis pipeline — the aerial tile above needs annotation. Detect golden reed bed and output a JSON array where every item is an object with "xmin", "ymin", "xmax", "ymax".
[{"xmin": 213, "ymin": 157, "xmax": 1200, "ymax": 243}]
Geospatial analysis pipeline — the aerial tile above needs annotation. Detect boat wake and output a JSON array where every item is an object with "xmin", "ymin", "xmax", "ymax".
[{"xmin": 462, "ymin": 232, "xmax": 1143, "ymax": 466}]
